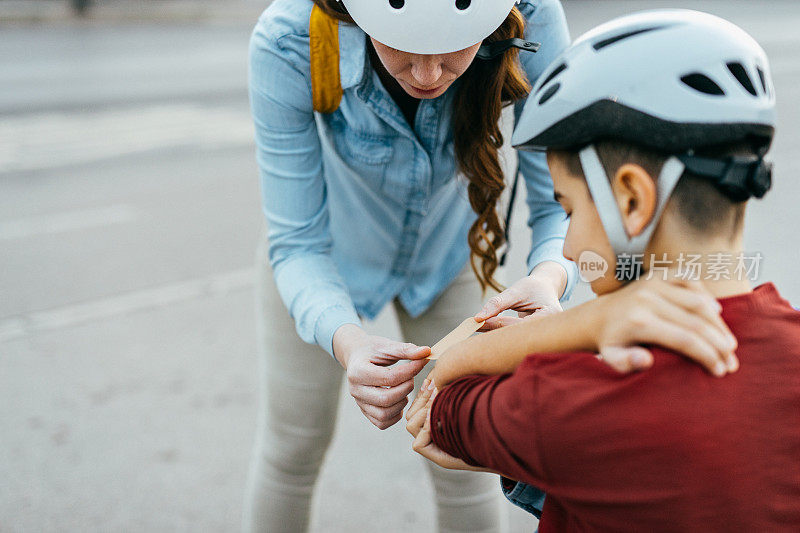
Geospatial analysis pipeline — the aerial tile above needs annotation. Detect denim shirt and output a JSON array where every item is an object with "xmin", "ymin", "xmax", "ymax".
[
  {"xmin": 502, "ymin": 478, "xmax": 547, "ymax": 521},
  {"xmin": 249, "ymin": 0, "xmax": 577, "ymax": 355}
]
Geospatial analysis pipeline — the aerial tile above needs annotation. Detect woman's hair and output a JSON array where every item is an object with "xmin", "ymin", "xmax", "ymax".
[{"xmin": 313, "ymin": 0, "xmax": 532, "ymax": 292}]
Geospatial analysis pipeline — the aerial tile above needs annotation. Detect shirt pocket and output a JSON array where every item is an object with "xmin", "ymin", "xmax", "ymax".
[{"xmin": 333, "ymin": 127, "xmax": 394, "ymax": 190}]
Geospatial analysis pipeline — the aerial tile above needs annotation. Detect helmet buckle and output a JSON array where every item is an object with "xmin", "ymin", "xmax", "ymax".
[
  {"xmin": 746, "ymin": 159, "xmax": 772, "ymax": 199},
  {"xmin": 477, "ymin": 38, "xmax": 540, "ymax": 60}
]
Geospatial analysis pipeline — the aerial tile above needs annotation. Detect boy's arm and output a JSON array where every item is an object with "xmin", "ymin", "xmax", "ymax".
[
  {"xmin": 432, "ymin": 298, "xmax": 600, "ymax": 387},
  {"xmin": 430, "ymin": 276, "xmax": 738, "ymax": 387},
  {"xmin": 427, "ymin": 370, "xmax": 550, "ymax": 487}
]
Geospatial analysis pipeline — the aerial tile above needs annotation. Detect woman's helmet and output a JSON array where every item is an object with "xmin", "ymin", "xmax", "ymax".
[
  {"xmin": 511, "ymin": 9, "xmax": 776, "ymax": 263},
  {"xmin": 339, "ymin": 0, "xmax": 520, "ymax": 54}
]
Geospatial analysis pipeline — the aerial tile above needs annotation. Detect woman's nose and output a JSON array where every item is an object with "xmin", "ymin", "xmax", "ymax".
[{"xmin": 410, "ymin": 56, "xmax": 443, "ymax": 87}]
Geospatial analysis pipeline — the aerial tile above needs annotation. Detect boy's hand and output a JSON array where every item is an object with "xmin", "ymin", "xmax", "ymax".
[
  {"xmin": 475, "ymin": 262, "xmax": 566, "ymax": 331},
  {"xmin": 593, "ymin": 275, "xmax": 739, "ymax": 376},
  {"xmin": 406, "ymin": 383, "xmax": 494, "ymax": 473},
  {"xmin": 406, "ymin": 377, "xmax": 436, "ymax": 422}
]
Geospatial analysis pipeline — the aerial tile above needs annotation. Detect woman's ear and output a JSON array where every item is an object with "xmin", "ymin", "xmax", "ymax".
[{"xmin": 611, "ymin": 163, "xmax": 657, "ymax": 238}]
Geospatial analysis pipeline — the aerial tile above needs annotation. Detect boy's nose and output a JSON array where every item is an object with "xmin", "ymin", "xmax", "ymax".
[
  {"xmin": 410, "ymin": 56, "xmax": 443, "ymax": 87},
  {"xmin": 562, "ymin": 243, "xmax": 575, "ymax": 263}
]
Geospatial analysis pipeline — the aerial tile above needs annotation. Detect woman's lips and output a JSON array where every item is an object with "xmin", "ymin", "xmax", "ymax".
[{"xmin": 409, "ymin": 84, "xmax": 444, "ymax": 96}]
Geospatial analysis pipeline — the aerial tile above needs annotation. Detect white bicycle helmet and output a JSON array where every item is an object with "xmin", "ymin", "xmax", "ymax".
[
  {"xmin": 339, "ymin": 0, "xmax": 523, "ymax": 55},
  {"xmin": 511, "ymin": 9, "xmax": 776, "ymax": 266}
]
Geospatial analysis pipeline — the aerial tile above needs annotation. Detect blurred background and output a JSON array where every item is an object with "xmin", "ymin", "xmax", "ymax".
[{"xmin": 1, "ymin": 0, "xmax": 798, "ymax": 531}]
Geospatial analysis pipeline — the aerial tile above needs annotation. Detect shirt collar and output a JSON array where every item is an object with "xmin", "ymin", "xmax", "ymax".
[{"xmin": 338, "ymin": 22, "xmax": 369, "ymax": 90}]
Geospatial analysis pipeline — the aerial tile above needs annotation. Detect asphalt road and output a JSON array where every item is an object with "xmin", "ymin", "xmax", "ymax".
[{"xmin": 1, "ymin": 1, "xmax": 798, "ymax": 531}]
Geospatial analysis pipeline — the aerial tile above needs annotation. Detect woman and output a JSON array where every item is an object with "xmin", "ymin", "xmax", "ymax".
[{"xmin": 243, "ymin": 0, "xmax": 737, "ymax": 531}]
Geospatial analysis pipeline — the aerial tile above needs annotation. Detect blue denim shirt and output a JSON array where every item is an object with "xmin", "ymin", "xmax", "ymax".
[
  {"xmin": 249, "ymin": 0, "xmax": 577, "ymax": 355},
  {"xmin": 502, "ymin": 478, "xmax": 547, "ymax": 521}
]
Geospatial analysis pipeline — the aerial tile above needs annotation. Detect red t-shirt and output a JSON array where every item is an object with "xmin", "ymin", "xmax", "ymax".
[{"xmin": 431, "ymin": 283, "xmax": 800, "ymax": 532}]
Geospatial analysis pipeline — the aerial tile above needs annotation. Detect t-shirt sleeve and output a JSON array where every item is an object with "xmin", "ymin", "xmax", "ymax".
[
  {"xmin": 430, "ymin": 349, "xmax": 711, "ymax": 505},
  {"xmin": 429, "ymin": 370, "xmax": 552, "ymax": 487}
]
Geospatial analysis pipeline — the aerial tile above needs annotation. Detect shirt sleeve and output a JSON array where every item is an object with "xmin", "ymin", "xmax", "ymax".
[
  {"xmin": 249, "ymin": 22, "xmax": 361, "ymax": 356},
  {"xmin": 429, "ymin": 372, "xmax": 551, "ymax": 488},
  {"xmin": 515, "ymin": 0, "xmax": 578, "ymax": 301}
]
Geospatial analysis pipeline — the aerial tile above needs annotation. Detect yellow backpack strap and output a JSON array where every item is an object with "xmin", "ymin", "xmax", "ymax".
[{"xmin": 309, "ymin": 5, "xmax": 343, "ymax": 114}]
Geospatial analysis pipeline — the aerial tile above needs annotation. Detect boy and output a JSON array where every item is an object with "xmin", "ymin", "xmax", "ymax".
[{"xmin": 408, "ymin": 10, "xmax": 800, "ymax": 532}]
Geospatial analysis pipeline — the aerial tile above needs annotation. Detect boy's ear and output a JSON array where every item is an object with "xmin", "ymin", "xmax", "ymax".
[{"xmin": 611, "ymin": 164, "xmax": 657, "ymax": 238}]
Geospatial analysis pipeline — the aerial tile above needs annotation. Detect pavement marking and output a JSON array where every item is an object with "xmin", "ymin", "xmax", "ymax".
[
  {"xmin": 0, "ymin": 268, "xmax": 255, "ymax": 343},
  {"xmin": 0, "ymin": 104, "xmax": 254, "ymax": 174},
  {"xmin": 0, "ymin": 204, "xmax": 140, "ymax": 241}
]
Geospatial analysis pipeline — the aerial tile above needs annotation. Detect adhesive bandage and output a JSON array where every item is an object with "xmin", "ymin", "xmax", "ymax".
[{"xmin": 427, "ymin": 317, "xmax": 485, "ymax": 360}]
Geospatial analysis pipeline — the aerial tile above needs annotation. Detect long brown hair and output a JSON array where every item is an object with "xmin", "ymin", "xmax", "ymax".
[{"xmin": 313, "ymin": 0, "xmax": 531, "ymax": 292}]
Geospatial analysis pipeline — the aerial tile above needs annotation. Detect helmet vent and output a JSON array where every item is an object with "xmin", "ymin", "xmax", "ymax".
[
  {"xmin": 538, "ymin": 82, "xmax": 561, "ymax": 105},
  {"xmin": 727, "ymin": 62, "xmax": 757, "ymax": 96},
  {"xmin": 680, "ymin": 73, "xmax": 725, "ymax": 96},
  {"xmin": 536, "ymin": 63, "xmax": 568, "ymax": 95},
  {"xmin": 593, "ymin": 26, "xmax": 665, "ymax": 51},
  {"xmin": 388, "ymin": 0, "xmax": 405, "ymax": 10},
  {"xmin": 455, "ymin": 0, "xmax": 471, "ymax": 10},
  {"xmin": 756, "ymin": 66, "xmax": 768, "ymax": 95}
]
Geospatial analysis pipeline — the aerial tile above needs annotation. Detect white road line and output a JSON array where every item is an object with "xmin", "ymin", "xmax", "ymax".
[
  {"xmin": 0, "ymin": 268, "xmax": 255, "ymax": 343},
  {"xmin": 0, "ymin": 104, "xmax": 254, "ymax": 174},
  {"xmin": 0, "ymin": 204, "xmax": 140, "ymax": 241}
]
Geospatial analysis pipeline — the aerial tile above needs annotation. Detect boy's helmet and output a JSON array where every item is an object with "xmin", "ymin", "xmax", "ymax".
[
  {"xmin": 340, "ymin": 0, "xmax": 520, "ymax": 54},
  {"xmin": 511, "ymin": 9, "xmax": 776, "ymax": 262}
]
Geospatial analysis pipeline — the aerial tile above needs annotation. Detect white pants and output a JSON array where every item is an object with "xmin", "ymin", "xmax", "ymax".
[{"xmin": 243, "ymin": 235, "xmax": 505, "ymax": 532}]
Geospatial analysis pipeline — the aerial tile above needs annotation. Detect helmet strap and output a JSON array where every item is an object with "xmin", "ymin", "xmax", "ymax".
[
  {"xmin": 676, "ymin": 153, "xmax": 772, "ymax": 201},
  {"xmin": 476, "ymin": 38, "xmax": 540, "ymax": 60},
  {"xmin": 579, "ymin": 145, "xmax": 685, "ymax": 269}
]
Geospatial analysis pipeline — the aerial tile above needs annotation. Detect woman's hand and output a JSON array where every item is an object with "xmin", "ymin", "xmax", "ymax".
[
  {"xmin": 591, "ymin": 276, "xmax": 739, "ymax": 375},
  {"xmin": 406, "ymin": 380, "xmax": 494, "ymax": 473},
  {"xmin": 333, "ymin": 324, "xmax": 430, "ymax": 430},
  {"xmin": 475, "ymin": 262, "xmax": 566, "ymax": 331}
]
